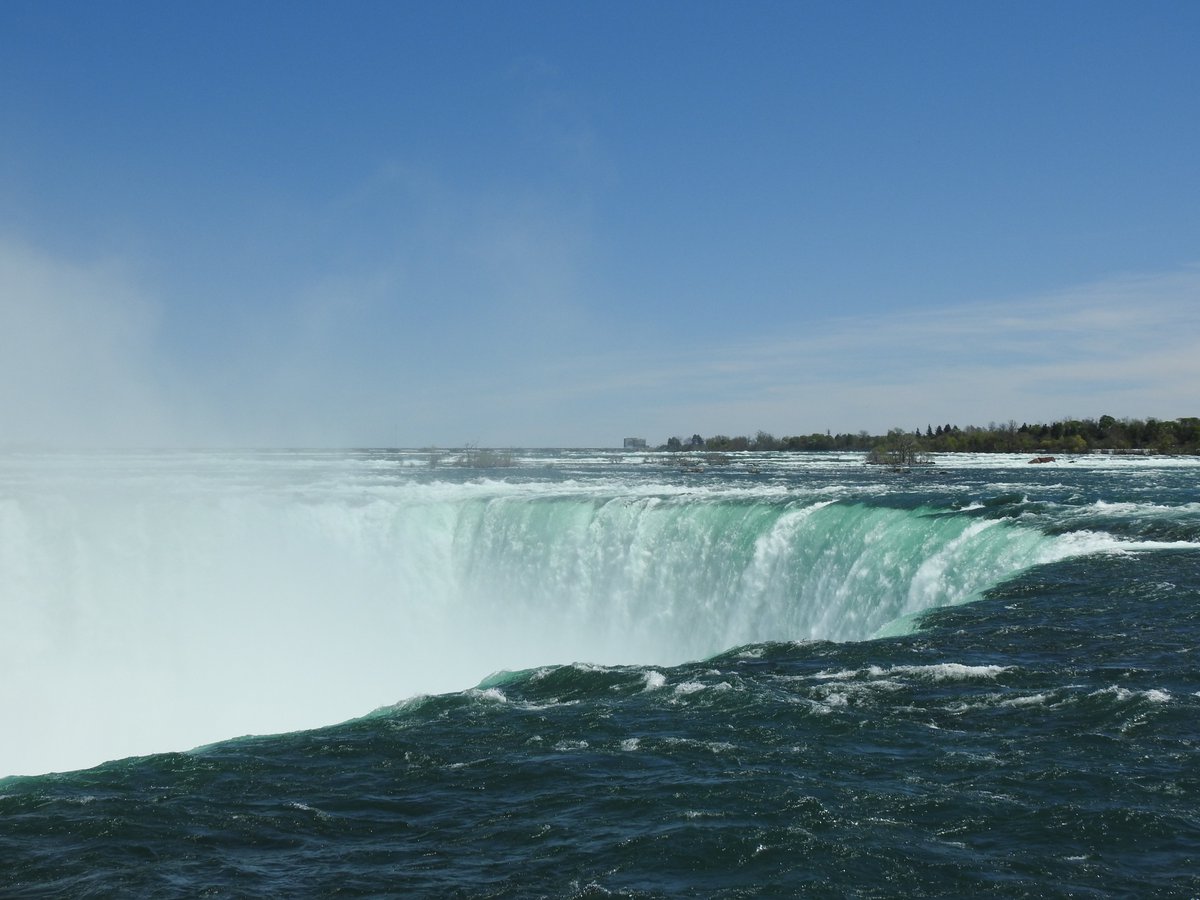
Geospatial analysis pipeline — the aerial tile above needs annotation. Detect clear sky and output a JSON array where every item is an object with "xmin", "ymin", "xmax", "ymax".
[{"xmin": 2, "ymin": 0, "xmax": 1198, "ymax": 447}]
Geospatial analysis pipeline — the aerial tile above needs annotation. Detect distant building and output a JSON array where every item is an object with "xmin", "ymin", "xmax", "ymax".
[{"xmin": 623, "ymin": 437, "xmax": 647, "ymax": 449}]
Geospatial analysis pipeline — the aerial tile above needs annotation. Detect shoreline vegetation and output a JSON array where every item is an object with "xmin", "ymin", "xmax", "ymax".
[
  {"xmin": 421, "ymin": 416, "xmax": 1199, "ymax": 469},
  {"xmin": 655, "ymin": 415, "xmax": 1200, "ymax": 458}
]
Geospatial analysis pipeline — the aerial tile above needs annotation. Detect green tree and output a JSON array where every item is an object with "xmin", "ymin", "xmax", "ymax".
[{"xmin": 867, "ymin": 429, "xmax": 933, "ymax": 469}]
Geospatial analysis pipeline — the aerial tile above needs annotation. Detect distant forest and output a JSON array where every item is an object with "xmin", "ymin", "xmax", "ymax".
[{"xmin": 658, "ymin": 415, "xmax": 1200, "ymax": 455}]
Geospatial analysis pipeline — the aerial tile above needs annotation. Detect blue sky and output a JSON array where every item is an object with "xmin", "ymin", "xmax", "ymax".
[{"xmin": 2, "ymin": 1, "xmax": 1198, "ymax": 447}]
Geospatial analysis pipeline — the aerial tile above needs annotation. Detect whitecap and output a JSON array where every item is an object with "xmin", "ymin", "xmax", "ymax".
[
  {"xmin": 642, "ymin": 670, "xmax": 667, "ymax": 691},
  {"xmin": 815, "ymin": 663, "xmax": 1008, "ymax": 682},
  {"xmin": 1091, "ymin": 686, "xmax": 1171, "ymax": 703},
  {"xmin": 999, "ymin": 692, "xmax": 1051, "ymax": 708},
  {"xmin": 553, "ymin": 740, "xmax": 589, "ymax": 751},
  {"xmin": 888, "ymin": 663, "xmax": 1010, "ymax": 681}
]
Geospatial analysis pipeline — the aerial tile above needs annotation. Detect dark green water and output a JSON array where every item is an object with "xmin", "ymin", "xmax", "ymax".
[{"xmin": 1, "ymin": 452, "xmax": 1198, "ymax": 896}]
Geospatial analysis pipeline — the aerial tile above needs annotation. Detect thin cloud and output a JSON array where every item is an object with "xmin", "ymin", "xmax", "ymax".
[
  {"xmin": 4, "ymin": 229, "xmax": 1196, "ymax": 447},
  {"xmin": 502, "ymin": 267, "xmax": 1200, "ymax": 441}
]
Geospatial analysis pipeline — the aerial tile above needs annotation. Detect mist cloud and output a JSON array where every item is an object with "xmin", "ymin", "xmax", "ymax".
[{"xmin": 0, "ymin": 240, "xmax": 182, "ymax": 447}]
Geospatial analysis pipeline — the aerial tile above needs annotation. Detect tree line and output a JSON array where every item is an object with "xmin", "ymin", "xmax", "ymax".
[{"xmin": 657, "ymin": 416, "xmax": 1200, "ymax": 455}]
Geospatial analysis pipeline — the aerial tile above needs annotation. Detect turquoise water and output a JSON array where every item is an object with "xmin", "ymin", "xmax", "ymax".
[{"xmin": 2, "ymin": 450, "xmax": 1198, "ymax": 896}]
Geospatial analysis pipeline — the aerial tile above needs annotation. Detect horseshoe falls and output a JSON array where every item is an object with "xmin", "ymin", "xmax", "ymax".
[
  {"xmin": 2, "ymin": 449, "xmax": 1199, "ymax": 897},
  {"xmin": 1, "ymin": 451, "xmax": 1077, "ymax": 776}
]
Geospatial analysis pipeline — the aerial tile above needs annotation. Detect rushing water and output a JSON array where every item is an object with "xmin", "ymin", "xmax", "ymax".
[{"xmin": 2, "ymin": 449, "xmax": 1198, "ymax": 897}]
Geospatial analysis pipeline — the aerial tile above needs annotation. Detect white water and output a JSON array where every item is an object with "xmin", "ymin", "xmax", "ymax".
[{"xmin": 0, "ymin": 450, "xmax": 1144, "ymax": 776}]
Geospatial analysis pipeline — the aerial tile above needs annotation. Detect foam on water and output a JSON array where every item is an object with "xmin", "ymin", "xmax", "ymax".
[{"xmin": 818, "ymin": 663, "xmax": 1010, "ymax": 681}]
